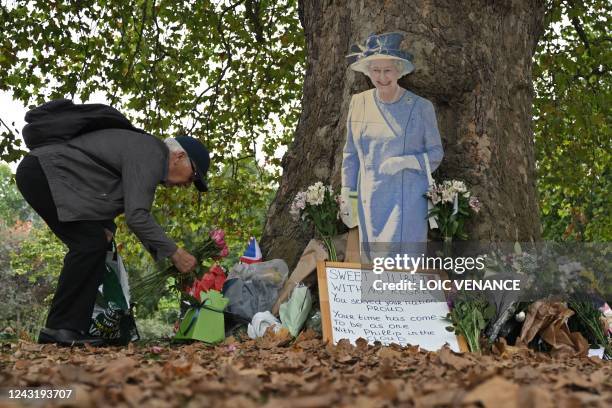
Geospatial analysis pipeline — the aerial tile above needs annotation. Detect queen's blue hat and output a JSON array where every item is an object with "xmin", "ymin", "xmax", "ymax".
[{"xmin": 346, "ymin": 32, "xmax": 414, "ymax": 77}]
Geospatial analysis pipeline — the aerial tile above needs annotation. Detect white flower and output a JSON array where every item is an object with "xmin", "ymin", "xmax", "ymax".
[
  {"xmin": 306, "ymin": 182, "xmax": 325, "ymax": 206},
  {"xmin": 441, "ymin": 189, "xmax": 455, "ymax": 204},
  {"xmin": 452, "ymin": 180, "xmax": 467, "ymax": 193},
  {"xmin": 427, "ymin": 189, "xmax": 441, "ymax": 205},
  {"xmin": 515, "ymin": 311, "xmax": 526, "ymax": 322}
]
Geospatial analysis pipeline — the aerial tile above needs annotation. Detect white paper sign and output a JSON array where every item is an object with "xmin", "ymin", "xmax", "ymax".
[{"xmin": 323, "ymin": 265, "xmax": 460, "ymax": 352}]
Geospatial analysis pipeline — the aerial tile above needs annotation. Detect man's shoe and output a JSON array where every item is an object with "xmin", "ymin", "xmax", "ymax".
[{"xmin": 38, "ymin": 328, "xmax": 106, "ymax": 347}]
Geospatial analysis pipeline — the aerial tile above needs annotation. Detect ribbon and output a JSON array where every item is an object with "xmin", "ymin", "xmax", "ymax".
[
  {"xmin": 424, "ymin": 153, "xmax": 439, "ymax": 229},
  {"xmin": 179, "ymin": 298, "xmax": 226, "ymax": 336}
]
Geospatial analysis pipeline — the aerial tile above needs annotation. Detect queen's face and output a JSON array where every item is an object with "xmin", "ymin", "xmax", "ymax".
[{"xmin": 367, "ymin": 59, "xmax": 401, "ymax": 91}]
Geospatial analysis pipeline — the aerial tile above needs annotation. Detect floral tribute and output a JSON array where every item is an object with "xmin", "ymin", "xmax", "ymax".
[
  {"xmin": 425, "ymin": 180, "xmax": 480, "ymax": 241},
  {"xmin": 186, "ymin": 264, "xmax": 227, "ymax": 303},
  {"xmin": 131, "ymin": 228, "xmax": 229, "ymax": 305},
  {"xmin": 290, "ymin": 182, "xmax": 341, "ymax": 261}
]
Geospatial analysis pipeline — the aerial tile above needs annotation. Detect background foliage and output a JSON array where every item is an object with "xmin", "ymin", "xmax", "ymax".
[{"xmin": 534, "ymin": 0, "xmax": 611, "ymax": 242}]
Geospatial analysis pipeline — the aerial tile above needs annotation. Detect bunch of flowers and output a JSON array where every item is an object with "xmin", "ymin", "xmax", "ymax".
[
  {"xmin": 207, "ymin": 229, "xmax": 230, "ymax": 259},
  {"xmin": 131, "ymin": 228, "xmax": 229, "ymax": 305},
  {"xmin": 445, "ymin": 292, "xmax": 496, "ymax": 354},
  {"xmin": 569, "ymin": 293, "xmax": 612, "ymax": 359},
  {"xmin": 186, "ymin": 264, "xmax": 227, "ymax": 303},
  {"xmin": 290, "ymin": 182, "xmax": 340, "ymax": 260},
  {"xmin": 425, "ymin": 180, "xmax": 480, "ymax": 241}
]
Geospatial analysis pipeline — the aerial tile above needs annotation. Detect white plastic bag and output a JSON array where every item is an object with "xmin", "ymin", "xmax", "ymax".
[{"xmin": 247, "ymin": 311, "xmax": 282, "ymax": 339}]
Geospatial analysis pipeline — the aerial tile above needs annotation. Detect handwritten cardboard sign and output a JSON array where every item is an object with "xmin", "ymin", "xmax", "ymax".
[{"xmin": 317, "ymin": 261, "xmax": 466, "ymax": 352}]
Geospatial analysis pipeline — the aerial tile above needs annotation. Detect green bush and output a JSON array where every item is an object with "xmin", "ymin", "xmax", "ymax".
[{"xmin": 0, "ymin": 221, "xmax": 56, "ymax": 340}]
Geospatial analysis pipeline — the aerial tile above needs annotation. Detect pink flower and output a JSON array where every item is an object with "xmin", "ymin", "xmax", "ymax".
[
  {"xmin": 469, "ymin": 196, "xmax": 481, "ymax": 213},
  {"xmin": 218, "ymin": 246, "xmax": 229, "ymax": 258},
  {"xmin": 150, "ymin": 346, "xmax": 163, "ymax": 354},
  {"xmin": 290, "ymin": 191, "xmax": 308, "ymax": 221},
  {"xmin": 209, "ymin": 229, "xmax": 225, "ymax": 245}
]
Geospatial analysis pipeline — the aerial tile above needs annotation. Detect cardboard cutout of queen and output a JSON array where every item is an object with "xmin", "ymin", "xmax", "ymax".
[{"xmin": 340, "ymin": 32, "xmax": 444, "ymax": 259}]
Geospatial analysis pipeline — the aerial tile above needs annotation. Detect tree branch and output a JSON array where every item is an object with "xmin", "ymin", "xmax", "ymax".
[
  {"xmin": 567, "ymin": 1, "xmax": 590, "ymax": 53},
  {"xmin": 188, "ymin": 0, "xmax": 246, "ymax": 135},
  {"xmin": 125, "ymin": 0, "xmax": 149, "ymax": 80},
  {"xmin": 245, "ymin": 0, "xmax": 265, "ymax": 44},
  {"xmin": 72, "ymin": 6, "xmax": 102, "ymax": 99},
  {"xmin": 0, "ymin": 116, "xmax": 18, "ymax": 137},
  {"xmin": 570, "ymin": 16, "xmax": 590, "ymax": 51}
]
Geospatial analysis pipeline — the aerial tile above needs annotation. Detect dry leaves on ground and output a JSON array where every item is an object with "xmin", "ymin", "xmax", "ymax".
[{"xmin": 0, "ymin": 331, "xmax": 610, "ymax": 407}]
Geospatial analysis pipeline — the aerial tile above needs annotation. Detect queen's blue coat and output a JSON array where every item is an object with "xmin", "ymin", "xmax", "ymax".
[{"xmin": 342, "ymin": 89, "xmax": 443, "ymax": 255}]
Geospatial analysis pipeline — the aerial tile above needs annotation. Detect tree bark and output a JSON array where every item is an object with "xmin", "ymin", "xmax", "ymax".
[{"xmin": 261, "ymin": 0, "xmax": 546, "ymax": 267}]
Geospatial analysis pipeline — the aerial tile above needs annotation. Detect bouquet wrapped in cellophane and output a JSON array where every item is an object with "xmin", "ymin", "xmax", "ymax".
[{"xmin": 131, "ymin": 228, "xmax": 229, "ymax": 306}]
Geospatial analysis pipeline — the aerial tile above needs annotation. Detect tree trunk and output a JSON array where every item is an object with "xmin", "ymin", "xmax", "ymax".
[{"xmin": 261, "ymin": 0, "xmax": 546, "ymax": 267}]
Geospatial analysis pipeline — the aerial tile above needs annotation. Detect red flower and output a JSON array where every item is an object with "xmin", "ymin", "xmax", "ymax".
[
  {"xmin": 209, "ymin": 264, "xmax": 225, "ymax": 276},
  {"xmin": 199, "ymin": 273, "xmax": 215, "ymax": 292},
  {"xmin": 188, "ymin": 281, "xmax": 201, "ymax": 301},
  {"xmin": 185, "ymin": 264, "xmax": 227, "ymax": 303},
  {"xmin": 214, "ymin": 273, "xmax": 226, "ymax": 291}
]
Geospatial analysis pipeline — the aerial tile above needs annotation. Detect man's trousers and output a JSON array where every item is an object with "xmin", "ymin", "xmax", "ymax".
[{"xmin": 15, "ymin": 155, "xmax": 115, "ymax": 333}]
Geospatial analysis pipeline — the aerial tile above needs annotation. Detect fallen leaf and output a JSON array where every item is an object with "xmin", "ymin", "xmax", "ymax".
[
  {"xmin": 263, "ymin": 393, "xmax": 338, "ymax": 408},
  {"xmin": 122, "ymin": 383, "xmax": 144, "ymax": 407},
  {"xmin": 437, "ymin": 346, "xmax": 474, "ymax": 370},
  {"xmin": 377, "ymin": 347, "xmax": 402, "ymax": 360},
  {"xmin": 13, "ymin": 360, "xmax": 29, "ymax": 370},
  {"xmin": 463, "ymin": 376, "xmax": 520, "ymax": 408},
  {"xmin": 98, "ymin": 357, "xmax": 138, "ymax": 382}
]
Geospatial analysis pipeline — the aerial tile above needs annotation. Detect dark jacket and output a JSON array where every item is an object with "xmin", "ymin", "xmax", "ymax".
[{"xmin": 29, "ymin": 129, "xmax": 177, "ymax": 262}]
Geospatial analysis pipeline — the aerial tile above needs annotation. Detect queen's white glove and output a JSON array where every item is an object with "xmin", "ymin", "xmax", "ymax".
[
  {"xmin": 340, "ymin": 187, "xmax": 358, "ymax": 229},
  {"xmin": 379, "ymin": 155, "xmax": 421, "ymax": 175}
]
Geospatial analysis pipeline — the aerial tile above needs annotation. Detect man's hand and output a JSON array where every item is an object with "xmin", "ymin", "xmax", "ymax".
[
  {"xmin": 103, "ymin": 228, "xmax": 114, "ymax": 243},
  {"xmin": 171, "ymin": 248, "xmax": 197, "ymax": 274}
]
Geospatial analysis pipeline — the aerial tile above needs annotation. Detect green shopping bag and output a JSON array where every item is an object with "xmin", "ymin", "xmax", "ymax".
[
  {"xmin": 174, "ymin": 290, "xmax": 229, "ymax": 344},
  {"xmin": 89, "ymin": 241, "xmax": 139, "ymax": 345}
]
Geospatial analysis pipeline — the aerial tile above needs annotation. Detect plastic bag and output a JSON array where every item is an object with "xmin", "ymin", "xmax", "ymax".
[
  {"xmin": 223, "ymin": 259, "xmax": 289, "ymax": 323},
  {"xmin": 279, "ymin": 284, "xmax": 312, "ymax": 337},
  {"xmin": 247, "ymin": 311, "xmax": 282, "ymax": 339},
  {"xmin": 89, "ymin": 242, "xmax": 139, "ymax": 345},
  {"xmin": 227, "ymin": 259, "xmax": 288, "ymax": 283}
]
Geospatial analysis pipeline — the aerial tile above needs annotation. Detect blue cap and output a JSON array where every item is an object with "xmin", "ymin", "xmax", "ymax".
[{"xmin": 175, "ymin": 136, "xmax": 210, "ymax": 192}]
